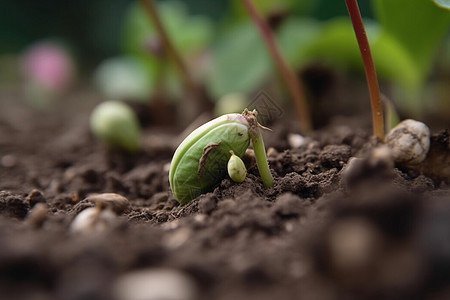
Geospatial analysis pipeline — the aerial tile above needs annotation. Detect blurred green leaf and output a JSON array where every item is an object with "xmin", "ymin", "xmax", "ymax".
[
  {"xmin": 207, "ymin": 21, "xmax": 271, "ymax": 99},
  {"xmin": 302, "ymin": 18, "xmax": 419, "ymax": 87},
  {"xmin": 432, "ymin": 0, "xmax": 450, "ymax": 10},
  {"xmin": 277, "ymin": 17, "xmax": 320, "ymax": 68},
  {"xmin": 372, "ymin": 0, "xmax": 450, "ymax": 80},
  {"xmin": 122, "ymin": 1, "xmax": 213, "ymax": 58},
  {"xmin": 121, "ymin": 1, "xmax": 213, "ymax": 99},
  {"xmin": 94, "ymin": 56, "xmax": 154, "ymax": 102},
  {"xmin": 302, "ymin": 18, "xmax": 363, "ymax": 70},
  {"xmin": 371, "ymin": 29, "xmax": 419, "ymax": 88},
  {"xmin": 230, "ymin": 0, "xmax": 295, "ymax": 19}
]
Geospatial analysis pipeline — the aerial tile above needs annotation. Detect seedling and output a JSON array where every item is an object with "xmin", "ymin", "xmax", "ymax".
[
  {"xmin": 345, "ymin": 0, "xmax": 384, "ymax": 140},
  {"xmin": 169, "ymin": 109, "xmax": 274, "ymax": 204},
  {"xmin": 90, "ymin": 100, "xmax": 141, "ymax": 152},
  {"xmin": 227, "ymin": 150, "xmax": 247, "ymax": 183}
]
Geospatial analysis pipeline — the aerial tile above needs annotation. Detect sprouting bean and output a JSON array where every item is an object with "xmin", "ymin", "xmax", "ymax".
[
  {"xmin": 169, "ymin": 113, "xmax": 250, "ymax": 204},
  {"xmin": 169, "ymin": 109, "xmax": 274, "ymax": 204}
]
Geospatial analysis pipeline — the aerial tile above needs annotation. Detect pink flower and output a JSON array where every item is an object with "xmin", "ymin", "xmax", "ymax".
[{"xmin": 21, "ymin": 42, "xmax": 74, "ymax": 93}]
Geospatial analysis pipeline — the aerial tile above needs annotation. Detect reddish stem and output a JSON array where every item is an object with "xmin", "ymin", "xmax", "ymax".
[
  {"xmin": 241, "ymin": 0, "xmax": 312, "ymax": 134},
  {"xmin": 139, "ymin": 0, "xmax": 197, "ymax": 98},
  {"xmin": 345, "ymin": 0, "xmax": 384, "ymax": 140}
]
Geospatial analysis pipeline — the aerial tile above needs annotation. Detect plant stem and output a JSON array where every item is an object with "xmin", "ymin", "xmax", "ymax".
[
  {"xmin": 345, "ymin": 0, "xmax": 384, "ymax": 140},
  {"xmin": 241, "ymin": 0, "xmax": 312, "ymax": 134},
  {"xmin": 139, "ymin": 0, "xmax": 197, "ymax": 97},
  {"xmin": 243, "ymin": 109, "xmax": 274, "ymax": 187}
]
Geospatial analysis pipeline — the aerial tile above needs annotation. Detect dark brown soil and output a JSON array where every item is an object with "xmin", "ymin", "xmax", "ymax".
[{"xmin": 0, "ymin": 91, "xmax": 449, "ymax": 300}]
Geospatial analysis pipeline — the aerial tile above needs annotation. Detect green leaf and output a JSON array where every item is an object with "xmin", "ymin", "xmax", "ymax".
[
  {"xmin": 372, "ymin": 0, "xmax": 450, "ymax": 80},
  {"xmin": 432, "ymin": 0, "xmax": 450, "ymax": 10},
  {"xmin": 207, "ymin": 21, "xmax": 271, "ymax": 99}
]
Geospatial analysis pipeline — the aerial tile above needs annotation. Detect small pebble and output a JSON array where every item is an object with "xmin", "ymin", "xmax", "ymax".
[
  {"xmin": 26, "ymin": 202, "xmax": 48, "ymax": 227},
  {"xmin": 84, "ymin": 193, "xmax": 130, "ymax": 214},
  {"xmin": 1, "ymin": 154, "xmax": 17, "ymax": 167},
  {"xmin": 25, "ymin": 189, "xmax": 47, "ymax": 207},
  {"xmin": 368, "ymin": 145, "xmax": 394, "ymax": 169},
  {"xmin": 164, "ymin": 228, "xmax": 193, "ymax": 250},
  {"xmin": 287, "ymin": 133, "xmax": 306, "ymax": 148},
  {"xmin": 243, "ymin": 148, "xmax": 256, "ymax": 169},
  {"xmin": 266, "ymin": 147, "xmax": 278, "ymax": 157},
  {"xmin": 329, "ymin": 218, "xmax": 380, "ymax": 273},
  {"xmin": 114, "ymin": 268, "xmax": 198, "ymax": 300},
  {"xmin": 70, "ymin": 207, "xmax": 117, "ymax": 234},
  {"xmin": 385, "ymin": 119, "xmax": 430, "ymax": 165}
]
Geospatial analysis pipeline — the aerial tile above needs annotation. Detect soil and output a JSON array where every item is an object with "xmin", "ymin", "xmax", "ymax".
[{"xmin": 0, "ymin": 89, "xmax": 449, "ymax": 300}]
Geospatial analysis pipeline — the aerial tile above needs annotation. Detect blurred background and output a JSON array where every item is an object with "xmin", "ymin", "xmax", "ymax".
[
  {"xmin": 0, "ymin": 0, "xmax": 373, "ymax": 69},
  {"xmin": 0, "ymin": 0, "xmax": 448, "ymax": 130}
]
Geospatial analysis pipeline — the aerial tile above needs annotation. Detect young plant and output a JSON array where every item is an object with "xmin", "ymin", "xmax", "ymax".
[
  {"xmin": 169, "ymin": 109, "xmax": 273, "ymax": 204},
  {"xmin": 241, "ymin": 0, "xmax": 312, "ymax": 134},
  {"xmin": 90, "ymin": 100, "xmax": 141, "ymax": 152},
  {"xmin": 345, "ymin": 0, "xmax": 384, "ymax": 140}
]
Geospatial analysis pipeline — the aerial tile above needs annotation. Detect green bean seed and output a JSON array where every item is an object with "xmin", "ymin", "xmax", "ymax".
[{"xmin": 169, "ymin": 113, "xmax": 250, "ymax": 204}]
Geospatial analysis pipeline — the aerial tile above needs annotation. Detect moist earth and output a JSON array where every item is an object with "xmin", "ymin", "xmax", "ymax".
[{"xmin": 0, "ymin": 95, "xmax": 449, "ymax": 300}]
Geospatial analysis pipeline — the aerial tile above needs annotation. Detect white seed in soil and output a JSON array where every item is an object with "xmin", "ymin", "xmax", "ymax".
[
  {"xmin": 84, "ymin": 193, "xmax": 130, "ymax": 215},
  {"xmin": 70, "ymin": 207, "xmax": 117, "ymax": 234},
  {"xmin": 385, "ymin": 119, "xmax": 430, "ymax": 165}
]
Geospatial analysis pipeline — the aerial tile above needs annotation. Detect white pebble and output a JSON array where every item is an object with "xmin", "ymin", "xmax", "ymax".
[
  {"xmin": 329, "ymin": 218, "xmax": 380, "ymax": 272},
  {"xmin": 70, "ymin": 207, "xmax": 117, "ymax": 234},
  {"xmin": 1, "ymin": 154, "xmax": 17, "ymax": 168},
  {"xmin": 368, "ymin": 145, "xmax": 394, "ymax": 169},
  {"xmin": 84, "ymin": 193, "xmax": 130, "ymax": 214},
  {"xmin": 385, "ymin": 119, "xmax": 430, "ymax": 165},
  {"xmin": 114, "ymin": 269, "xmax": 197, "ymax": 300},
  {"xmin": 287, "ymin": 133, "xmax": 306, "ymax": 148}
]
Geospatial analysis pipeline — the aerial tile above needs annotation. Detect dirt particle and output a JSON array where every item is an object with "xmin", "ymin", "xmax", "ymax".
[
  {"xmin": 26, "ymin": 202, "xmax": 48, "ymax": 227},
  {"xmin": 198, "ymin": 195, "xmax": 216, "ymax": 214},
  {"xmin": 272, "ymin": 193, "xmax": 307, "ymax": 218},
  {"xmin": 0, "ymin": 191, "xmax": 29, "ymax": 219},
  {"xmin": 319, "ymin": 145, "xmax": 351, "ymax": 169},
  {"xmin": 25, "ymin": 189, "xmax": 47, "ymax": 208}
]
